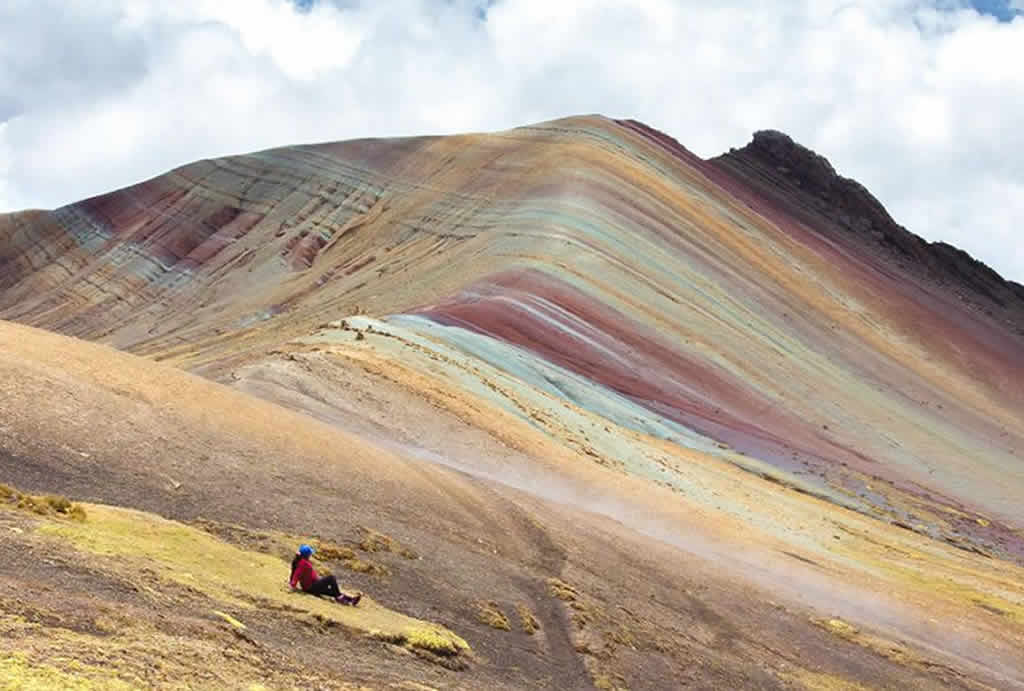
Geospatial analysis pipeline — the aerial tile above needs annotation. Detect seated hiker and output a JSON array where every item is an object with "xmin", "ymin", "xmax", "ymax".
[{"xmin": 290, "ymin": 544, "xmax": 362, "ymax": 606}]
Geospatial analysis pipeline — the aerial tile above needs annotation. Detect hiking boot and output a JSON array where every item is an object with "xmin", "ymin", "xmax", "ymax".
[{"xmin": 350, "ymin": 592, "xmax": 362, "ymax": 607}]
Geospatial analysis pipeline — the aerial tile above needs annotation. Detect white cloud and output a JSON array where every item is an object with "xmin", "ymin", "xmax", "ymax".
[
  {"xmin": 1, "ymin": 0, "xmax": 1022, "ymax": 282},
  {"xmin": 0, "ymin": 122, "xmax": 12, "ymax": 211}
]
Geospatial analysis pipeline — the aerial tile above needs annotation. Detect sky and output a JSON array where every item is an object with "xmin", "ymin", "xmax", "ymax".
[{"xmin": 1, "ymin": 0, "xmax": 1022, "ymax": 282}]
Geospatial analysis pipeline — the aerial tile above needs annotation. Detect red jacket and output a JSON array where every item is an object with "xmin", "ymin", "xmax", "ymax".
[{"xmin": 290, "ymin": 557, "xmax": 318, "ymax": 591}]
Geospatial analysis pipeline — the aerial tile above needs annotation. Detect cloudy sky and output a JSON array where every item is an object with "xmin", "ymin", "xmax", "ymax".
[{"xmin": 2, "ymin": 0, "xmax": 1022, "ymax": 281}]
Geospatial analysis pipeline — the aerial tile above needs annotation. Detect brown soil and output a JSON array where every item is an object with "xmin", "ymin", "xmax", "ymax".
[{"xmin": 1, "ymin": 320, "xmax": 1021, "ymax": 689}]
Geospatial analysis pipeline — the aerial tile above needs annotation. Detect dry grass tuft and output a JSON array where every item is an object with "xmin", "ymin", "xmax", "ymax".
[
  {"xmin": 591, "ymin": 670, "xmax": 630, "ymax": 691},
  {"xmin": 371, "ymin": 626, "xmax": 470, "ymax": 666},
  {"xmin": 93, "ymin": 616, "xmax": 119, "ymax": 635},
  {"xmin": 475, "ymin": 601, "xmax": 511, "ymax": 631},
  {"xmin": 313, "ymin": 537, "xmax": 392, "ymax": 575},
  {"xmin": 358, "ymin": 529, "xmax": 418, "ymax": 559},
  {"xmin": 343, "ymin": 557, "xmax": 390, "ymax": 576},
  {"xmin": 0, "ymin": 652, "xmax": 136, "ymax": 690},
  {"xmin": 391, "ymin": 683, "xmax": 439, "ymax": 691},
  {"xmin": 788, "ymin": 670, "xmax": 873, "ymax": 691},
  {"xmin": 314, "ymin": 543, "xmax": 357, "ymax": 561},
  {"xmin": 369, "ymin": 629, "xmax": 408, "ymax": 645},
  {"xmin": 15, "ymin": 494, "xmax": 49, "ymax": 515},
  {"xmin": 546, "ymin": 578, "xmax": 579, "ymax": 602},
  {"xmin": 404, "ymin": 627, "xmax": 468, "ymax": 657},
  {"xmin": 410, "ymin": 647, "xmax": 469, "ymax": 672},
  {"xmin": 516, "ymin": 604, "xmax": 540, "ymax": 635},
  {"xmin": 0, "ymin": 483, "xmax": 87, "ymax": 521},
  {"xmin": 820, "ymin": 617, "xmax": 859, "ymax": 640},
  {"xmin": 44, "ymin": 495, "xmax": 73, "ymax": 513}
]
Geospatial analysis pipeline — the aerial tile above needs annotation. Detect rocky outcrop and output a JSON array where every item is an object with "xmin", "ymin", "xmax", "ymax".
[{"xmin": 712, "ymin": 130, "xmax": 1024, "ymax": 329}]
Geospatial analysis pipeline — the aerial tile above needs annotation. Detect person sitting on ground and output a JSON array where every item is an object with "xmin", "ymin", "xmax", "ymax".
[{"xmin": 290, "ymin": 544, "xmax": 361, "ymax": 606}]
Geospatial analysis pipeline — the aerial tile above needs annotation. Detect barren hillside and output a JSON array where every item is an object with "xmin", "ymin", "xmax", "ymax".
[{"xmin": 1, "ymin": 116, "xmax": 1022, "ymax": 690}]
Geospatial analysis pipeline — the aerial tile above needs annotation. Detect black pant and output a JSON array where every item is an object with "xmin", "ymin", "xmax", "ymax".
[{"xmin": 308, "ymin": 575, "xmax": 341, "ymax": 598}]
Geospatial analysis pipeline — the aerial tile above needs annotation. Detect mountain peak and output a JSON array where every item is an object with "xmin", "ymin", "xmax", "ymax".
[{"xmin": 712, "ymin": 129, "xmax": 1024, "ymax": 331}]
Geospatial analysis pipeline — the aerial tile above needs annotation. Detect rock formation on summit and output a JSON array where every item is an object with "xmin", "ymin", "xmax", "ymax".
[{"xmin": 715, "ymin": 130, "xmax": 1024, "ymax": 328}]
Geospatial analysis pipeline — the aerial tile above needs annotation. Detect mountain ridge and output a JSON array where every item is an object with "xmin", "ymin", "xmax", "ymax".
[
  {"xmin": 2, "ymin": 114, "xmax": 1023, "ymax": 689},
  {"xmin": 712, "ymin": 128, "xmax": 1024, "ymax": 332},
  {"xmin": 5, "ymin": 115, "xmax": 1020, "ymax": 320},
  {"xmin": 611, "ymin": 118, "xmax": 1024, "ymax": 332}
]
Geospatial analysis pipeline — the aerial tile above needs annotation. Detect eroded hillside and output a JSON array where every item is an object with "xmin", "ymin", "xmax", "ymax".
[{"xmin": 1, "ymin": 115, "xmax": 1023, "ymax": 689}]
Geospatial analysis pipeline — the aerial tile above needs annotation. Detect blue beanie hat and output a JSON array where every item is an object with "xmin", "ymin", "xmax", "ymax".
[{"xmin": 299, "ymin": 544, "xmax": 314, "ymax": 557}]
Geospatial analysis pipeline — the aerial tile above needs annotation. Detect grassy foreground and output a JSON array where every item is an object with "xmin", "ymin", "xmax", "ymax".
[
  {"xmin": 40, "ymin": 503, "xmax": 469, "ymax": 652},
  {"xmin": 0, "ymin": 486, "xmax": 469, "ymax": 689}
]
